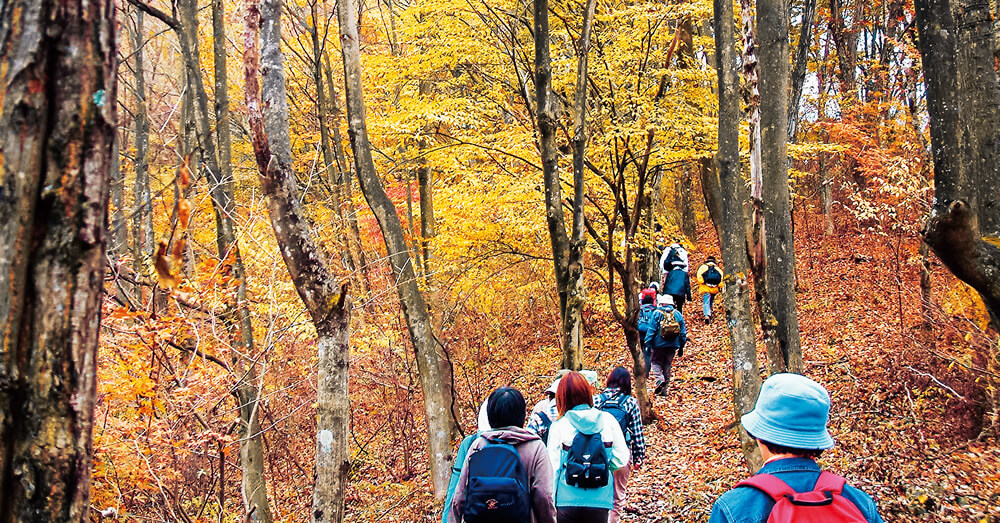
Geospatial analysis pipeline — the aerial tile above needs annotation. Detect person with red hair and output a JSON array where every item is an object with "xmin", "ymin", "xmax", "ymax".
[{"xmin": 546, "ymin": 372, "xmax": 629, "ymax": 522}]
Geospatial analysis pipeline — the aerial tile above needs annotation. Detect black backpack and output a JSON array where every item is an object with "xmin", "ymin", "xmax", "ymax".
[
  {"xmin": 563, "ymin": 431, "xmax": 610, "ymax": 489},
  {"xmin": 598, "ymin": 395, "xmax": 633, "ymax": 444},
  {"xmin": 703, "ymin": 265, "xmax": 722, "ymax": 286},
  {"xmin": 464, "ymin": 437, "xmax": 531, "ymax": 522},
  {"xmin": 662, "ymin": 247, "xmax": 681, "ymax": 271}
]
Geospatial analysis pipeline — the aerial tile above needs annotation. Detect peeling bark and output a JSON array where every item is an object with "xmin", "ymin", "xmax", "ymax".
[
  {"xmin": 244, "ymin": 8, "xmax": 352, "ymax": 521},
  {"xmin": 0, "ymin": 0, "xmax": 117, "ymax": 518},
  {"xmin": 713, "ymin": 0, "xmax": 764, "ymax": 472},
  {"xmin": 759, "ymin": 0, "xmax": 804, "ymax": 373}
]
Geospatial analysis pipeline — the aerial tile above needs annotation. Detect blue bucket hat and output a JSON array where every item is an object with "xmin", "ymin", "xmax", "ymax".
[{"xmin": 741, "ymin": 373, "xmax": 835, "ymax": 450}]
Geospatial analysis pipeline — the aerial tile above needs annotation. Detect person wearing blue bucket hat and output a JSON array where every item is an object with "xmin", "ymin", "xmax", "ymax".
[{"xmin": 709, "ymin": 374, "xmax": 884, "ymax": 522}]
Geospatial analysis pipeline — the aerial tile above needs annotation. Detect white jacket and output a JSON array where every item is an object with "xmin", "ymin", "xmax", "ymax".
[{"xmin": 659, "ymin": 243, "xmax": 689, "ymax": 273}]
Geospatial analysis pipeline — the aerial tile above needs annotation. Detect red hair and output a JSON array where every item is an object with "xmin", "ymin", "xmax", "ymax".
[{"xmin": 556, "ymin": 371, "xmax": 594, "ymax": 416}]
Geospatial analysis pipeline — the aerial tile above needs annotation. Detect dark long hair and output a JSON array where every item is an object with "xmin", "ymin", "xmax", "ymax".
[{"xmin": 606, "ymin": 367, "xmax": 632, "ymax": 396}]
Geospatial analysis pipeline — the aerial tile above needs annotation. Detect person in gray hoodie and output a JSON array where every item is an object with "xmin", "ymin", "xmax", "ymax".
[{"xmin": 449, "ymin": 387, "xmax": 557, "ymax": 523}]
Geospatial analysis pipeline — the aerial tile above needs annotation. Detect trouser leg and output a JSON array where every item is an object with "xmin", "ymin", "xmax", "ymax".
[
  {"xmin": 609, "ymin": 461, "xmax": 632, "ymax": 523},
  {"xmin": 670, "ymin": 294, "xmax": 684, "ymax": 312},
  {"xmin": 662, "ymin": 347, "xmax": 677, "ymax": 387},
  {"xmin": 650, "ymin": 347, "xmax": 666, "ymax": 386},
  {"xmin": 703, "ymin": 292, "xmax": 712, "ymax": 318}
]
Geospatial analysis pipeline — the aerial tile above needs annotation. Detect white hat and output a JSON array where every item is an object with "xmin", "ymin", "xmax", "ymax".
[
  {"xmin": 649, "ymin": 281, "xmax": 660, "ymax": 290},
  {"xmin": 580, "ymin": 370, "xmax": 600, "ymax": 389},
  {"xmin": 657, "ymin": 294, "xmax": 674, "ymax": 306},
  {"xmin": 545, "ymin": 378, "xmax": 562, "ymax": 395},
  {"xmin": 477, "ymin": 400, "xmax": 491, "ymax": 432}
]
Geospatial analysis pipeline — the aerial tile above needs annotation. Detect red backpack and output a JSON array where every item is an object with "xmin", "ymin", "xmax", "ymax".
[{"xmin": 736, "ymin": 471, "xmax": 867, "ymax": 523}]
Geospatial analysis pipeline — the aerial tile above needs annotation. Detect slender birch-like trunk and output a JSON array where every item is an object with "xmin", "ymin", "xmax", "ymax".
[
  {"xmin": 536, "ymin": 0, "xmax": 588, "ymax": 370},
  {"xmin": 245, "ymin": 8, "xmax": 352, "ymax": 520},
  {"xmin": 335, "ymin": 0, "xmax": 458, "ymax": 496}
]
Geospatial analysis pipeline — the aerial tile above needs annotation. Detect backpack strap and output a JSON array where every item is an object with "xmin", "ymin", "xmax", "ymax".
[
  {"xmin": 537, "ymin": 411, "xmax": 550, "ymax": 426},
  {"xmin": 735, "ymin": 473, "xmax": 798, "ymax": 501},
  {"xmin": 812, "ymin": 471, "xmax": 847, "ymax": 495}
]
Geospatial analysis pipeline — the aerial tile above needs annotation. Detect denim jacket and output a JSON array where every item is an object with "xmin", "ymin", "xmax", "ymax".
[{"xmin": 709, "ymin": 457, "xmax": 884, "ymax": 523}]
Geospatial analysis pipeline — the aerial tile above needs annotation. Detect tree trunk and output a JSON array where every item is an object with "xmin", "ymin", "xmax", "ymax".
[
  {"xmin": 536, "ymin": 0, "xmax": 588, "ymax": 370},
  {"xmin": 678, "ymin": 168, "xmax": 697, "ymax": 241},
  {"xmin": 0, "ymin": 0, "xmax": 116, "ymax": 518},
  {"xmin": 829, "ymin": 0, "xmax": 858, "ymax": 101},
  {"xmin": 417, "ymin": 81, "xmax": 437, "ymax": 286},
  {"xmin": 308, "ymin": 2, "xmax": 355, "ymax": 277},
  {"xmin": 740, "ymin": 0, "xmax": 780, "ymax": 373},
  {"xmin": 915, "ymin": 0, "xmax": 1000, "ymax": 327},
  {"xmin": 334, "ymin": 0, "xmax": 458, "ymax": 496},
  {"xmin": 713, "ymin": 0, "xmax": 764, "ymax": 472},
  {"xmin": 166, "ymin": 0, "xmax": 274, "ymax": 518},
  {"xmin": 758, "ymin": 0, "xmax": 804, "ymax": 374},
  {"xmin": 213, "ymin": 0, "xmax": 233, "ymax": 211},
  {"xmin": 323, "ymin": 56, "xmax": 370, "ymax": 294},
  {"xmin": 641, "ymin": 168, "xmax": 665, "ymax": 287},
  {"xmin": 788, "ymin": 0, "xmax": 817, "ymax": 141},
  {"xmin": 244, "ymin": 10, "xmax": 352, "ymax": 521},
  {"xmin": 404, "ymin": 171, "xmax": 425, "ymax": 279},
  {"xmin": 130, "ymin": 8, "xmax": 153, "ymax": 299},
  {"xmin": 110, "ymin": 132, "xmax": 129, "ymax": 259},
  {"xmin": 700, "ymin": 157, "xmax": 724, "ymax": 242}
]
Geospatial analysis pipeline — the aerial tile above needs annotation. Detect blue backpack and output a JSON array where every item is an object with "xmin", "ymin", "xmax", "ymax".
[
  {"xmin": 597, "ymin": 395, "xmax": 633, "ymax": 444},
  {"xmin": 464, "ymin": 437, "xmax": 531, "ymax": 522},
  {"xmin": 563, "ymin": 431, "xmax": 610, "ymax": 489},
  {"xmin": 535, "ymin": 411, "xmax": 554, "ymax": 445},
  {"xmin": 637, "ymin": 304, "xmax": 656, "ymax": 333}
]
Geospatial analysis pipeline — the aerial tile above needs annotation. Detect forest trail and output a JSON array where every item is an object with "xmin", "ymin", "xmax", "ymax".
[
  {"xmin": 619, "ymin": 306, "xmax": 745, "ymax": 521},
  {"xmin": 590, "ymin": 234, "xmax": 1000, "ymax": 522}
]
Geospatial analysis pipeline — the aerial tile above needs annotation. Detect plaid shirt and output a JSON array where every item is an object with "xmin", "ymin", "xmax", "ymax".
[
  {"xmin": 595, "ymin": 387, "xmax": 646, "ymax": 466},
  {"xmin": 526, "ymin": 398, "xmax": 559, "ymax": 436}
]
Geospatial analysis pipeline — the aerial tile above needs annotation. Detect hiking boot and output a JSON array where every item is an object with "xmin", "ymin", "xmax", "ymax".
[{"xmin": 654, "ymin": 381, "xmax": 667, "ymax": 396}]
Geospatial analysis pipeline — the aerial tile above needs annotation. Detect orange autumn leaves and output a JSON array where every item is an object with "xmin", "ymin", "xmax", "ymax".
[{"xmin": 154, "ymin": 155, "xmax": 193, "ymax": 291}]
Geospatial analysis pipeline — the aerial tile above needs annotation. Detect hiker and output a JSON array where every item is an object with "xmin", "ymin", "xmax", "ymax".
[
  {"xmin": 663, "ymin": 265, "xmax": 693, "ymax": 313},
  {"xmin": 595, "ymin": 368, "xmax": 646, "ymax": 523},
  {"xmin": 659, "ymin": 241, "xmax": 689, "ymax": 277},
  {"xmin": 696, "ymin": 256, "xmax": 724, "ymax": 323},
  {"xmin": 709, "ymin": 373, "xmax": 884, "ymax": 523},
  {"xmin": 636, "ymin": 292, "xmax": 657, "ymax": 374},
  {"xmin": 547, "ymin": 372, "xmax": 629, "ymax": 523},
  {"xmin": 643, "ymin": 295, "xmax": 686, "ymax": 397},
  {"xmin": 638, "ymin": 281, "xmax": 658, "ymax": 305},
  {"xmin": 443, "ymin": 402, "xmax": 491, "ymax": 523},
  {"xmin": 449, "ymin": 387, "xmax": 557, "ymax": 523},
  {"xmin": 527, "ymin": 377, "xmax": 562, "ymax": 445}
]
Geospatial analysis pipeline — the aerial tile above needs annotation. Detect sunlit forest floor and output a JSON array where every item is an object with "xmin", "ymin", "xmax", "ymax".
[{"xmin": 352, "ymin": 220, "xmax": 1000, "ymax": 522}]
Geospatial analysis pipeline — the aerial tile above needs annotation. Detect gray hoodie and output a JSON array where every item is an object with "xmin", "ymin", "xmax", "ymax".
[{"xmin": 448, "ymin": 426, "xmax": 557, "ymax": 523}]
